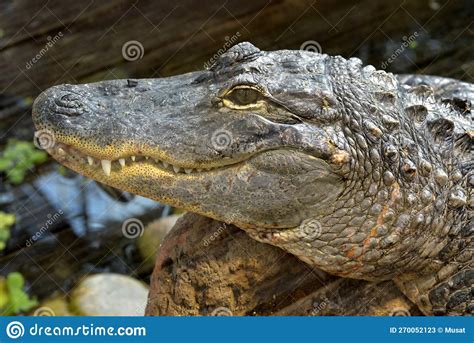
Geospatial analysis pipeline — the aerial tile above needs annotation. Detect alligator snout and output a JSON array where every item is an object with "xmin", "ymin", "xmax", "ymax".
[
  {"xmin": 53, "ymin": 92, "xmax": 86, "ymax": 116},
  {"xmin": 33, "ymin": 84, "xmax": 91, "ymax": 133}
]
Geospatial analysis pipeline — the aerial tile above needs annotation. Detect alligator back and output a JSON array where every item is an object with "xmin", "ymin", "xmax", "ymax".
[{"xmin": 394, "ymin": 74, "xmax": 472, "ymax": 315}]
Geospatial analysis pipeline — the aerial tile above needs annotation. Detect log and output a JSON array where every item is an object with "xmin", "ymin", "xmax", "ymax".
[
  {"xmin": 0, "ymin": 0, "xmax": 472, "ymax": 100},
  {"xmin": 146, "ymin": 213, "xmax": 333, "ymax": 315},
  {"xmin": 146, "ymin": 213, "xmax": 421, "ymax": 316},
  {"xmin": 276, "ymin": 279, "xmax": 422, "ymax": 316}
]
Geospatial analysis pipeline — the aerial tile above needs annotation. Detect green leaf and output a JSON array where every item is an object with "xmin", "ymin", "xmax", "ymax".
[
  {"xmin": 6, "ymin": 272, "xmax": 24, "ymax": 289},
  {"xmin": 0, "ymin": 212, "xmax": 14, "ymax": 250},
  {"xmin": 0, "ymin": 229, "xmax": 10, "ymax": 241},
  {"xmin": 3, "ymin": 272, "xmax": 38, "ymax": 314},
  {"xmin": 0, "ymin": 139, "xmax": 48, "ymax": 184},
  {"xmin": 0, "ymin": 212, "xmax": 15, "ymax": 231},
  {"xmin": 0, "ymin": 277, "xmax": 7, "ymax": 309}
]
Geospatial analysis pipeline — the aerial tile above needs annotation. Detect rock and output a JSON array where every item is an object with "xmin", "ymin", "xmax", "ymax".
[
  {"xmin": 70, "ymin": 273, "xmax": 148, "ymax": 316},
  {"xmin": 146, "ymin": 213, "xmax": 333, "ymax": 315},
  {"xmin": 137, "ymin": 214, "xmax": 181, "ymax": 270}
]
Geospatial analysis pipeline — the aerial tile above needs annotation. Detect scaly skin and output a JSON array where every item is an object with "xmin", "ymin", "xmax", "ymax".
[{"xmin": 32, "ymin": 42, "xmax": 473, "ymax": 315}]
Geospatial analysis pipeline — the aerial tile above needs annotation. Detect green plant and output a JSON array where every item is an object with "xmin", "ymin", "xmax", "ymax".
[
  {"xmin": 0, "ymin": 139, "xmax": 48, "ymax": 184},
  {"xmin": 0, "ymin": 272, "xmax": 38, "ymax": 315},
  {"xmin": 0, "ymin": 211, "xmax": 15, "ymax": 251}
]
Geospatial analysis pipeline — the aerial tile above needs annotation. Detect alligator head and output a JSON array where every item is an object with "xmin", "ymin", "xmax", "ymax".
[
  {"xmin": 32, "ymin": 42, "xmax": 347, "ymax": 229},
  {"xmin": 33, "ymin": 42, "xmax": 471, "ymax": 288}
]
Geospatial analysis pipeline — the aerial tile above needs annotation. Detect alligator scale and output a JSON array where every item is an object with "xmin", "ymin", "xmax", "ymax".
[{"xmin": 32, "ymin": 42, "xmax": 473, "ymax": 315}]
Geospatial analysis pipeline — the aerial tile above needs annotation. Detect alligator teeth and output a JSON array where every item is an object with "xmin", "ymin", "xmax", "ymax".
[
  {"xmin": 55, "ymin": 142, "xmax": 222, "ymax": 176},
  {"xmin": 101, "ymin": 160, "xmax": 111, "ymax": 176}
]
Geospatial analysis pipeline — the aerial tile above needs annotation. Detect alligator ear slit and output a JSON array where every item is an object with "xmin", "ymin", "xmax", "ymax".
[{"xmin": 266, "ymin": 96, "xmax": 303, "ymax": 123}]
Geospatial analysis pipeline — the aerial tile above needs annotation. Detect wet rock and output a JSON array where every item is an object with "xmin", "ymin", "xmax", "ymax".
[
  {"xmin": 70, "ymin": 273, "xmax": 148, "ymax": 316},
  {"xmin": 137, "ymin": 214, "xmax": 181, "ymax": 270}
]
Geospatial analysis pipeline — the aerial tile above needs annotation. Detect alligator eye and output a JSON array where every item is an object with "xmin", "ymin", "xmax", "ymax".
[{"xmin": 223, "ymin": 86, "xmax": 265, "ymax": 109}]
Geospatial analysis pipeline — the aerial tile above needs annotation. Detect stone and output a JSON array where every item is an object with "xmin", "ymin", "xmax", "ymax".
[
  {"xmin": 70, "ymin": 273, "xmax": 149, "ymax": 316},
  {"xmin": 137, "ymin": 214, "xmax": 182, "ymax": 270}
]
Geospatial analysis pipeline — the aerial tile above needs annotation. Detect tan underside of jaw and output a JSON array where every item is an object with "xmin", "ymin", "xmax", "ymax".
[
  {"xmin": 47, "ymin": 142, "xmax": 262, "ymax": 229},
  {"xmin": 49, "ymin": 142, "xmax": 225, "ymax": 177}
]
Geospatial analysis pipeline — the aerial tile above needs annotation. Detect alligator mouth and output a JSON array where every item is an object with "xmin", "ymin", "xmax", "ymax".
[{"xmin": 48, "ymin": 142, "xmax": 239, "ymax": 177}]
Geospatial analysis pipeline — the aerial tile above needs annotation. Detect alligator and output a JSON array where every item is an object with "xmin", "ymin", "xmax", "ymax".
[{"xmin": 32, "ymin": 42, "xmax": 473, "ymax": 315}]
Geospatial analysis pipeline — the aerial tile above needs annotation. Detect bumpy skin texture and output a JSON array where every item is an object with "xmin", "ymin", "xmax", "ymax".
[{"xmin": 32, "ymin": 42, "xmax": 473, "ymax": 315}]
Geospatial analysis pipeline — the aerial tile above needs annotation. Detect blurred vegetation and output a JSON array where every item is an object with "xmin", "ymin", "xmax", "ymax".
[
  {"xmin": 0, "ymin": 212, "xmax": 15, "ymax": 251},
  {"xmin": 0, "ymin": 272, "xmax": 38, "ymax": 315},
  {"xmin": 0, "ymin": 140, "xmax": 48, "ymax": 184}
]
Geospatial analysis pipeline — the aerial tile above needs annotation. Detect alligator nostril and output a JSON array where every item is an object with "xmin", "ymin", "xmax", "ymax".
[
  {"xmin": 54, "ymin": 92, "xmax": 85, "ymax": 116},
  {"xmin": 61, "ymin": 93, "xmax": 80, "ymax": 102}
]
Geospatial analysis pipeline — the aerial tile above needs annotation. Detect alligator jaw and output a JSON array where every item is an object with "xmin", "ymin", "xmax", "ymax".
[
  {"xmin": 48, "ymin": 141, "xmax": 243, "ymax": 177},
  {"xmin": 39, "ymin": 133, "xmax": 339, "ymax": 231}
]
